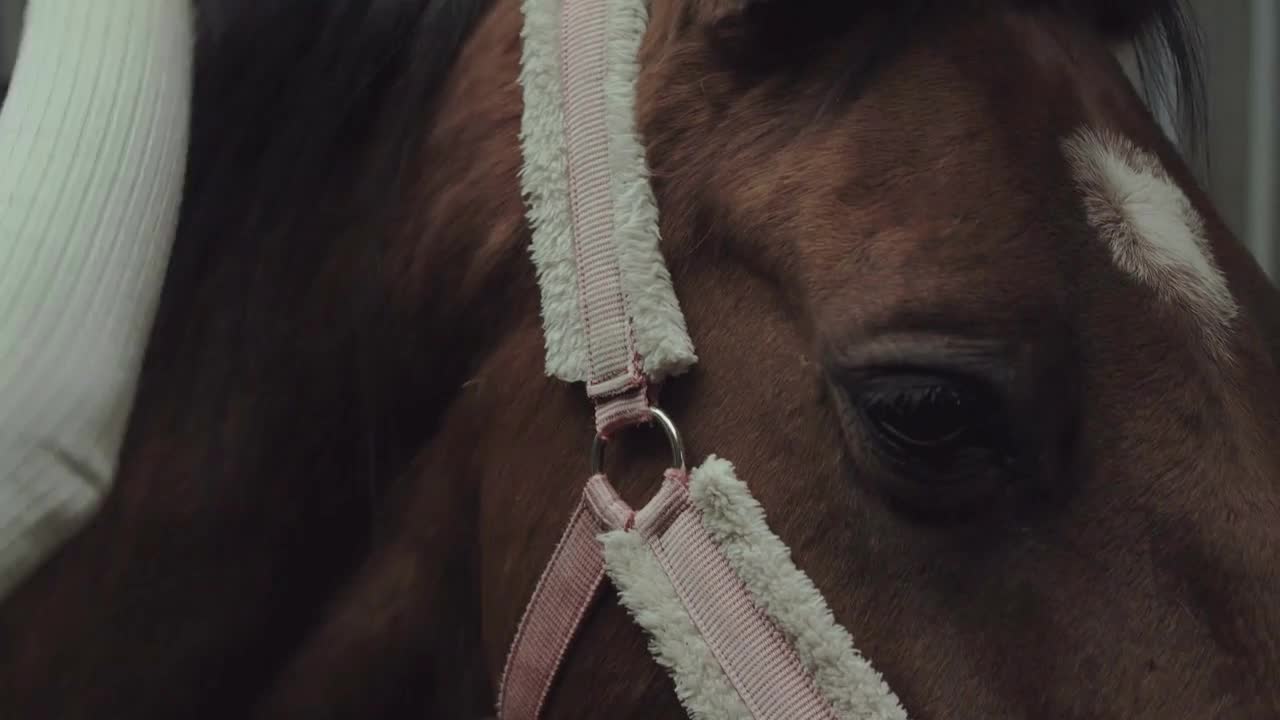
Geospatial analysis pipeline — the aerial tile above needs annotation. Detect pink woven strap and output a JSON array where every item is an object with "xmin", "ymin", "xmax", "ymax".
[
  {"xmin": 496, "ymin": 495, "xmax": 612, "ymax": 719},
  {"xmin": 559, "ymin": 0, "xmax": 648, "ymax": 432}
]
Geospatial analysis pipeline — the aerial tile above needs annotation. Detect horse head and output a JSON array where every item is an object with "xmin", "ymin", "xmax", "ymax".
[{"xmin": 1, "ymin": 0, "xmax": 1277, "ymax": 717}]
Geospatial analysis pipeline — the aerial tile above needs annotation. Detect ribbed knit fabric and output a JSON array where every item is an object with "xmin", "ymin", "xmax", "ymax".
[{"xmin": 0, "ymin": 0, "xmax": 192, "ymax": 599}]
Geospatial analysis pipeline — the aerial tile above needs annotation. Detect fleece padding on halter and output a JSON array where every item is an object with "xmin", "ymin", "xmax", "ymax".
[
  {"xmin": 601, "ymin": 457, "xmax": 907, "ymax": 720},
  {"xmin": 518, "ymin": 0, "xmax": 697, "ymax": 398}
]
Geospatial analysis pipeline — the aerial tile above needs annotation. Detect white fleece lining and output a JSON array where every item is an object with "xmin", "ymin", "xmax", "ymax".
[
  {"xmin": 689, "ymin": 456, "xmax": 909, "ymax": 720},
  {"xmin": 600, "ymin": 528, "xmax": 754, "ymax": 719},
  {"xmin": 518, "ymin": 0, "xmax": 585, "ymax": 382},
  {"xmin": 599, "ymin": 0, "xmax": 697, "ymax": 381},
  {"xmin": 518, "ymin": 0, "xmax": 697, "ymax": 384}
]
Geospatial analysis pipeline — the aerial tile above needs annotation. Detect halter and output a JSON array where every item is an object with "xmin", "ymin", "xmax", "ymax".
[{"xmin": 498, "ymin": 0, "xmax": 909, "ymax": 717}]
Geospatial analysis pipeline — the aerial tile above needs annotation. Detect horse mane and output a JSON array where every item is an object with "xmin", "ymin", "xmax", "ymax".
[
  {"xmin": 1038, "ymin": 0, "xmax": 1207, "ymax": 154},
  {"xmin": 732, "ymin": 0, "xmax": 1208, "ymax": 159},
  {"xmin": 134, "ymin": 0, "xmax": 499, "ymax": 503},
  {"xmin": 71, "ymin": 4, "xmax": 504, "ymax": 707},
  {"xmin": 1123, "ymin": 0, "xmax": 1208, "ymax": 162},
  {"xmin": 169, "ymin": 0, "xmax": 496, "ymax": 320}
]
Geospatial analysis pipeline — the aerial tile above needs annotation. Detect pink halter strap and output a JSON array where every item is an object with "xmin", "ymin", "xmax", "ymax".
[
  {"xmin": 499, "ymin": 0, "xmax": 908, "ymax": 717},
  {"xmin": 499, "ymin": 471, "xmax": 844, "ymax": 719},
  {"xmin": 556, "ymin": 0, "xmax": 650, "ymax": 433},
  {"xmin": 498, "ymin": 0, "xmax": 671, "ymax": 709},
  {"xmin": 495, "ymin": 489, "xmax": 616, "ymax": 718}
]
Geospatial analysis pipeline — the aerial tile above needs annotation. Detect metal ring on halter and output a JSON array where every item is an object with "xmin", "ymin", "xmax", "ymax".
[{"xmin": 590, "ymin": 406, "xmax": 685, "ymax": 476}]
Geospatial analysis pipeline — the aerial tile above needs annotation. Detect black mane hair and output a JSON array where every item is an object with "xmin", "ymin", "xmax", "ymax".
[
  {"xmin": 145, "ymin": 0, "xmax": 500, "ymax": 493},
  {"xmin": 714, "ymin": 0, "xmax": 1207, "ymax": 162},
  {"xmin": 1127, "ymin": 0, "xmax": 1209, "ymax": 163},
  {"xmin": 116, "ymin": 3, "xmax": 498, "ymax": 709}
]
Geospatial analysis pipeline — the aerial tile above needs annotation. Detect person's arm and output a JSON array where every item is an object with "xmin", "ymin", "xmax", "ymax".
[{"xmin": 0, "ymin": 0, "xmax": 192, "ymax": 598}]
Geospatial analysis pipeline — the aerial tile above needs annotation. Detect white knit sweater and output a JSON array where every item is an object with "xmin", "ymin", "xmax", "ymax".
[{"xmin": 0, "ymin": 0, "xmax": 192, "ymax": 598}]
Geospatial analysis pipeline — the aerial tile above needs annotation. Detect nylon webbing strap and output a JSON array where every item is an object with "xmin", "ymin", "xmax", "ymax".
[
  {"xmin": 495, "ymin": 495, "xmax": 617, "ymax": 718},
  {"xmin": 497, "ymin": 476, "xmax": 631, "ymax": 720},
  {"xmin": 559, "ymin": 0, "xmax": 650, "ymax": 431}
]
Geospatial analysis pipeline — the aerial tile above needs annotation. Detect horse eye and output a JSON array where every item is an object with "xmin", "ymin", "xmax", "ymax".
[{"xmin": 852, "ymin": 373, "xmax": 1009, "ymax": 467}]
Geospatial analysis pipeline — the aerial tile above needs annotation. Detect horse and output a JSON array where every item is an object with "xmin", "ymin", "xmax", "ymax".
[{"xmin": 2, "ymin": 0, "xmax": 1279, "ymax": 717}]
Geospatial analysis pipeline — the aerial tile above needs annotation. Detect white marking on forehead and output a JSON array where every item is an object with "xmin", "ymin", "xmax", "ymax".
[{"xmin": 1062, "ymin": 127, "xmax": 1238, "ymax": 361}]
